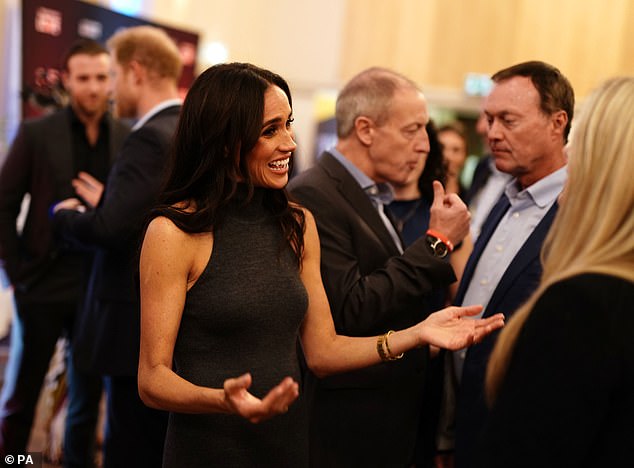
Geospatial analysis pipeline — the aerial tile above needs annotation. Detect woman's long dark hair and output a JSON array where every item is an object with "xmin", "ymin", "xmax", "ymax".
[
  {"xmin": 151, "ymin": 63, "xmax": 305, "ymax": 265},
  {"xmin": 418, "ymin": 120, "xmax": 446, "ymax": 200}
]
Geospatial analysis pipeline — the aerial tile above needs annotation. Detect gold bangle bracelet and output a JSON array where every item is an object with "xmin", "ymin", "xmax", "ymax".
[
  {"xmin": 377, "ymin": 331, "xmax": 404, "ymax": 361},
  {"xmin": 384, "ymin": 330, "xmax": 404, "ymax": 360},
  {"xmin": 377, "ymin": 333, "xmax": 390, "ymax": 361}
]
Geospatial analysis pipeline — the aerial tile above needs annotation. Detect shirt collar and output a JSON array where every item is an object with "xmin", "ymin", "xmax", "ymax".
[
  {"xmin": 131, "ymin": 98, "xmax": 182, "ymax": 131},
  {"xmin": 505, "ymin": 165, "xmax": 567, "ymax": 208},
  {"xmin": 365, "ymin": 182, "xmax": 395, "ymax": 205},
  {"xmin": 67, "ymin": 105, "xmax": 109, "ymax": 129},
  {"xmin": 329, "ymin": 147, "xmax": 395, "ymax": 204}
]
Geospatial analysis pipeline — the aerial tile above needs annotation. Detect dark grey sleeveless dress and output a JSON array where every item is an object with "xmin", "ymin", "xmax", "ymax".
[{"xmin": 162, "ymin": 191, "xmax": 309, "ymax": 467}]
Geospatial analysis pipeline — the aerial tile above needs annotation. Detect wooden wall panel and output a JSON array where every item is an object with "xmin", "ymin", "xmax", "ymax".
[
  {"xmin": 341, "ymin": 0, "xmax": 634, "ymax": 99},
  {"xmin": 620, "ymin": 0, "xmax": 634, "ymax": 77}
]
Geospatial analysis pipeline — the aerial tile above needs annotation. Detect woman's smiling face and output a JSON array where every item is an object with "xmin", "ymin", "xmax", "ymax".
[{"xmin": 245, "ymin": 85, "xmax": 297, "ymax": 189}]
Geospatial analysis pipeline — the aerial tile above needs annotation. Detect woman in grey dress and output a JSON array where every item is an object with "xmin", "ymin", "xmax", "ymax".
[{"xmin": 137, "ymin": 63, "xmax": 505, "ymax": 467}]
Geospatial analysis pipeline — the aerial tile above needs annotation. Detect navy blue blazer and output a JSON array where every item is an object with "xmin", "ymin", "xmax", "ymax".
[
  {"xmin": 453, "ymin": 195, "xmax": 558, "ymax": 468},
  {"xmin": 54, "ymin": 104, "xmax": 181, "ymax": 376}
]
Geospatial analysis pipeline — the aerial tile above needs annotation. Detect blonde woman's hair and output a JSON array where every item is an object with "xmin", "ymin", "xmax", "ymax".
[
  {"xmin": 107, "ymin": 25, "xmax": 182, "ymax": 82},
  {"xmin": 486, "ymin": 76, "xmax": 634, "ymax": 404}
]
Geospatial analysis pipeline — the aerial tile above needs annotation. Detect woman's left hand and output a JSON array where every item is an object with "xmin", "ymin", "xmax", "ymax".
[
  {"xmin": 223, "ymin": 373, "xmax": 299, "ymax": 424},
  {"xmin": 419, "ymin": 305, "xmax": 504, "ymax": 350}
]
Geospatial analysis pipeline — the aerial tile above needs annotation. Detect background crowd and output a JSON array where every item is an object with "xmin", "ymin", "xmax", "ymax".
[{"xmin": 0, "ymin": 21, "xmax": 632, "ymax": 468}]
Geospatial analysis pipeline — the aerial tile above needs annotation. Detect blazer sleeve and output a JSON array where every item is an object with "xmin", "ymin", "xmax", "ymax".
[
  {"xmin": 476, "ymin": 274, "xmax": 634, "ymax": 467},
  {"xmin": 292, "ymin": 180, "xmax": 455, "ymax": 336},
  {"xmin": 0, "ymin": 123, "xmax": 31, "ymax": 282},
  {"xmin": 53, "ymin": 125, "xmax": 166, "ymax": 251}
]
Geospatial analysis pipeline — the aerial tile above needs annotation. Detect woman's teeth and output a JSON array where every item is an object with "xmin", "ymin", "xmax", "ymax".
[{"xmin": 269, "ymin": 157, "xmax": 290, "ymax": 169}]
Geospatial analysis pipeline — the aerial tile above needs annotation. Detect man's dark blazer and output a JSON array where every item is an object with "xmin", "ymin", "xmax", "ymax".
[
  {"xmin": 0, "ymin": 107, "xmax": 128, "ymax": 302},
  {"xmin": 53, "ymin": 104, "xmax": 181, "ymax": 376},
  {"xmin": 288, "ymin": 151, "xmax": 456, "ymax": 467},
  {"xmin": 452, "ymin": 194, "xmax": 559, "ymax": 468}
]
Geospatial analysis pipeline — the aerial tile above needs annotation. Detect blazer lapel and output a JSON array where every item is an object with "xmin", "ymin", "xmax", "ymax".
[
  {"xmin": 48, "ymin": 110, "xmax": 74, "ymax": 187},
  {"xmin": 319, "ymin": 152, "xmax": 401, "ymax": 256},
  {"xmin": 482, "ymin": 202, "xmax": 559, "ymax": 318},
  {"xmin": 455, "ymin": 193, "xmax": 510, "ymax": 305}
]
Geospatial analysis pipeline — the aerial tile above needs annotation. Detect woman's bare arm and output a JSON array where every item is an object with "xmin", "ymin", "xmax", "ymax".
[
  {"xmin": 298, "ymin": 208, "xmax": 504, "ymax": 377},
  {"xmin": 137, "ymin": 216, "xmax": 298, "ymax": 422}
]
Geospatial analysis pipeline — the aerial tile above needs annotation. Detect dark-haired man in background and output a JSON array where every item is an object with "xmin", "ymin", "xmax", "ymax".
[{"xmin": 0, "ymin": 39, "xmax": 129, "ymax": 466}]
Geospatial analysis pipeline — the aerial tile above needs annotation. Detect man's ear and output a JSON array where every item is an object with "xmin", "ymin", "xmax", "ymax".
[
  {"xmin": 127, "ymin": 60, "xmax": 145, "ymax": 85},
  {"xmin": 551, "ymin": 110, "xmax": 568, "ymax": 137},
  {"xmin": 354, "ymin": 116, "xmax": 374, "ymax": 146}
]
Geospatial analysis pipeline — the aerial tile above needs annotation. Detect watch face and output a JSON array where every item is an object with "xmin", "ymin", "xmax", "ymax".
[
  {"xmin": 435, "ymin": 242, "xmax": 448, "ymax": 258},
  {"xmin": 427, "ymin": 234, "xmax": 448, "ymax": 258}
]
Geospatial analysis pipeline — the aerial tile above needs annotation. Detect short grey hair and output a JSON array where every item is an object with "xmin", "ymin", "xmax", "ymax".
[{"xmin": 335, "ymin": 67, "xmax": 420, "ymax": 138}]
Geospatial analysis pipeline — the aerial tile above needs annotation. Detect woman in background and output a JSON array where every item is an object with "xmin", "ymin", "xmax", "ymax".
[
  {"xmin": 437, "ymin": 122, "xmax": 468, "ymax": 197},
  {"xmin": 136, "ymin": 62, "xmax": 504, "ymax": 467},
  {"xmin": 388, "ymin": 121, "xmax": 445, "ymax": 247},
  {"xmin": 388, "ymin": 122, "xmax": 471, "ymax": 306},
  {"xmin": 479, "ymin": 76, "xmax": 634, "ymax": 467}
]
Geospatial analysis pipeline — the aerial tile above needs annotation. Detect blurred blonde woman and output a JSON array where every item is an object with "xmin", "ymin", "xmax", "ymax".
[{"xmin": 477, "ymin": 77, "xmax": 634, "ymax": 467}]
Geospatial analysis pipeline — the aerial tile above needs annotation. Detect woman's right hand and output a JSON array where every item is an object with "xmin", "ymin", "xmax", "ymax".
[
  {"xmin": 223, "ymin": 373, "xmax": 299, "ymax": 423},
  {"xmin": 418, "ymin": 305, "xmax": 505, "ymax": 350}
]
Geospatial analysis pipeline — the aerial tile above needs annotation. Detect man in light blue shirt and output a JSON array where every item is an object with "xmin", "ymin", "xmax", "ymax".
[
  {"xmin": 454, "ymin": 165, "xmax": 566, "ymax": 375},
  {"xmin": 442, "ymin": 61, "xmax": 574, "ymax": 468}
]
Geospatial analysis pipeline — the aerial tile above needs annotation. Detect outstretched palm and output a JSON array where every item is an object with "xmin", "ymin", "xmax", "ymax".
[
  {"xmin": 224, "ymin": 373, "xmax": 299, "ymax": 423},
  {"xmin": 421, "ymin": 305, "xmax": 505, "ymax": 350}
]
